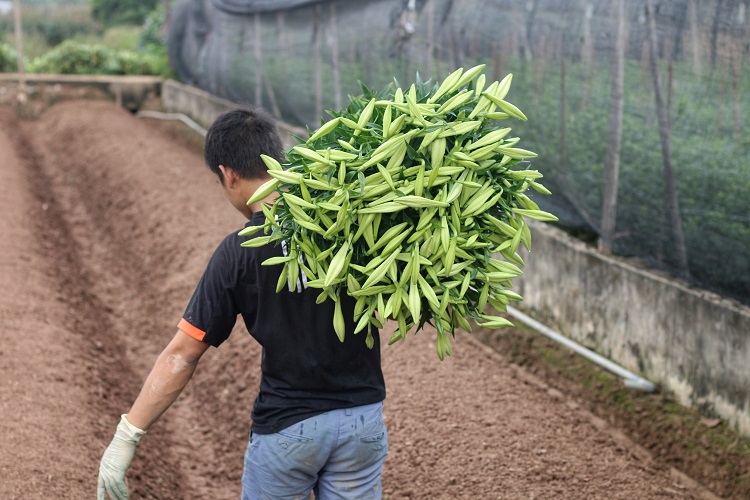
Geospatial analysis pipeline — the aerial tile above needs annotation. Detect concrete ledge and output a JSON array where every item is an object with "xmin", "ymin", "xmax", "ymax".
[
  {"xmin": 0, "ymin": 73, "xmax": 162, "ymax": 84},
  {"xmin": 161, "ymin": 80, "xmax": 306, "ymax": 145},
  {"xmin": 0, "ymin": 73, "xmax": 162, "ymax": 109},
  {"xmin": 517, "ymin": 222, "xmax": 750, "ymax": 435}
]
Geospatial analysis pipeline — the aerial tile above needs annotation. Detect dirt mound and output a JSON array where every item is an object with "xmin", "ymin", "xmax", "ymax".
[{"xmin": 0, "ymin": 100, "xmax": 721, "ymax": 498}]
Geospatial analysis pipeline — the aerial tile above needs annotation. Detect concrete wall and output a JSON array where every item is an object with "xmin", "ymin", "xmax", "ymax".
[
  {"xmin": 162, "ymin": 80, "xmax": 305, "ymax": 143},
  {"xmin": 517, "ymin": 222, "xmax": 750, "ymax": 435}
]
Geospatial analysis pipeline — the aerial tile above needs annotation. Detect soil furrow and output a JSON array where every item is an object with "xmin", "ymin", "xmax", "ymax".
[
  {"xmin": 1, "ymin": 99, "xmax": 721, "ymax": 499},
  {"xmin": 22, "ymin": 100, "xmax": 256, "ymax": 499},
  {"xmin": 1, "ymin": 107, "xmax": 189, "ymax": 499}
]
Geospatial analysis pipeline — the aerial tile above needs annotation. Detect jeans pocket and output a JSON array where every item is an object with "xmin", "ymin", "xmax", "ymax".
[
  {"xmin": 360, "ymin": 429, "xmax": 388, "ymax": 454},
  {"xmin": 275, "ymin": 422, "xmax": 316, "ymax": 460},
  {"xmin": 276, "ymin": 430, "xmax": 314, "ymax": 445}
]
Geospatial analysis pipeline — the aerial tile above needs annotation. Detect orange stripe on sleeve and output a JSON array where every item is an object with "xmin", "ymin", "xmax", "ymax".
[{"xmin": 178, "ymin": 318, "xmax": 207, "ymax": 342}]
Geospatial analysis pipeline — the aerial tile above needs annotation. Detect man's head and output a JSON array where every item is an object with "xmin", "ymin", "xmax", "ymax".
[
  {"xmin": 205, "ymin": 106, "xmax": 284, "ymax": 183},
  {"xmin": 205, "ymin": 106, "xmax": 284, "ymax": 218}
]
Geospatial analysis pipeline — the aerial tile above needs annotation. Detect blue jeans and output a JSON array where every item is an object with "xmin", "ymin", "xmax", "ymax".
[{"xmin": 241, "ymin": 402, "xmax": 388, "ymax": 500}]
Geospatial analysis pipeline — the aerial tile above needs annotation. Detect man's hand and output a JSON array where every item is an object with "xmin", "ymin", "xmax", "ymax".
[
  {"xmin": 96, "ymin": 330, "xmax": 208, "ymax": 498},
  {"xmin": 97, "ymin": 415, "xmax": 146, "ymax": 500}
]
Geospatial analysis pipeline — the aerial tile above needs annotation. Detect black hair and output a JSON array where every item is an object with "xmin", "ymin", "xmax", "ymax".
[{"xmin": 204, "ymin": 106, "xmax": 284, "ymax": 182}]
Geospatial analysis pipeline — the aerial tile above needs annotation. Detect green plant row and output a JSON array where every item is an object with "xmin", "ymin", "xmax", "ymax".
[{"xmin": 0, "ymin": 40, "xmax": 171, "ymax": 77}]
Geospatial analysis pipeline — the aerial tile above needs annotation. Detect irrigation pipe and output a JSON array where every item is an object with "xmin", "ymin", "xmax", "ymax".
[
  {"xmin": 506, "ymin": 306, "xmax": 656, "ymax": 392},
  {"xmin": 136, "ymin": 110, "xmax": 207, "ymax": 137}
]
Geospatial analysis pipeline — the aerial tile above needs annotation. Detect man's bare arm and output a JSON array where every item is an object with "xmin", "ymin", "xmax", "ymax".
[
  {"xmin": 126, "ymin": 330, "xmax": 211, "ymax": 430},
  {"xmin": 98, "ymin": 330, "xmax": 210, "ymax": 499}
]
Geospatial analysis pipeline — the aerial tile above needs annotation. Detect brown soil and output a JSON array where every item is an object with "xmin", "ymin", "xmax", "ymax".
[
  {"xmin": 474, "ymin": 323, "xmax": 750, "ymax": 499},
  {"xmin": 0, "ymin": 99, "xmax": 736, "ymax": 499}
]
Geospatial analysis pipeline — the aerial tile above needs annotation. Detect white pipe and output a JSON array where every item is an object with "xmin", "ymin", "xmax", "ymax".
[
  {"xmin": 506, "ymin": 306, "xmax": 656, "ymax": 392},
  {"xmin": 136, "ymin": 110, "xmax": 207, "ymax": 137}
]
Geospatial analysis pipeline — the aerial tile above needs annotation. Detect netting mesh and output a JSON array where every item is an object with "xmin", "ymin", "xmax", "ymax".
[{"xmin": 168, "ymin": 0, "xmax": 750, "ymax": 303}]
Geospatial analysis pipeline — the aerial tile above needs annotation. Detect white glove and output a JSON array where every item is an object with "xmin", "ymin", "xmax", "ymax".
[{"xmin": 97, "ymin": 415, "xmax": 146, "ymax": 500}]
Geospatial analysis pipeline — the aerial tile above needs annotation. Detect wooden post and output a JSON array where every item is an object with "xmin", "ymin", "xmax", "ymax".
[
  {"xmin": 492, "ymin": 42, "xmax": 501, "ymax": 82},
  {"xmin": 329, "ymin": 2, "xmax": 342, "ymax": 111},
  {"xmin": 717, "ymin": 55, "xmax": 725, "ymax": 135},
  {"xmin": 581, "ymin": 1, "xmax": 594, "ymax": 68},
  {"xmin": 646, "ymin": 0, "xmax": 690, "ymax": 278},
  {"xmin": 559, "ymin": 35, "xmax": 567, "ymax": 185},
  {"xmin": 523, "ymin": 0, "xmax": 537, "ymax": 63},
  {"xmin": 254, "ymin": 14, "xmax": 263, "ymax": 108},
  {"xmin": 732, "ymin": 52, "xmax": 741, "ymax": 142},
  {"xmin": 13, "ymin": 0, "xmax": 26, "ymax": 103},
  {"xmin": 426, "ymin": 0, "xmax": 434, "ymax": 80},
  {"xmin": 277, "ymin": 11, "xmax": 288, "ymax": 73},
  {"xmin": 162, "ymin": 0, "xmax": 170, "ymax": 33},
  {"xmin": 640, "ymin": 41, "xmax": 652, "ymax": 127},
  {"xmin": 599, "ymin": 0, "xmax": 626, "ymax": 254},
  {"xmin": 688, "ymin": 0, "xmax": 702, "ymax": 76},
  {"xmin": 313, "ymin": 4, "xmax": 323, "ymax": 122},
  {"xmin": 731, "ymin": 6, "xmax": 744, "ymax": 143},
  {"xmin": 254, "ymin": 14, "xmax": 281, "ymax": 117},
  {"xmin": 533, "ymin": 34, "xmax": 546, "ymax": 105},
  {"xmin": 581, "ymin": 1, "xmax": 597, "ymax": 112},
  {"xmin": 710, "ymin": 1, "xmax": 722, "ymax": 69}
]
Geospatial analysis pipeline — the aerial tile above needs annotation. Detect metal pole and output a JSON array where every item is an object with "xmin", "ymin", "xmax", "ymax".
[
  {"xmin": 13, "ymin": 0, "xmax": 27, "ymax": 102},
  {"xmin": 506, "ymin": 306, "xmax": 656, "ymax": 392}
]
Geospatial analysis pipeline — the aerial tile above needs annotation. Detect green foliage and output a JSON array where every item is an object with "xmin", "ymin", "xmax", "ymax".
[
  {"xmin": 0, "ymin": 4, "xmax": 100, "ymax": 49},
  {"xmin": 27, "ymin": 40, "xmax": 160, "ymax": 75},
  {"xmin": 0, "ymin": 42, "xmax": 22, "ymax": 73},
  {"xmin": 91, "ymin": 0, "xmax": 159, "ymax": 27},
  {"xmin": 501, "ymin": 57, "xmax": 750, "ymax": 301},
  {"xmin": 101, "ymin": 25, "xmax": 143, "ymax": 51},
  {"xmin": 139, "ymin": 6, "xmax": 166, "ymax": 48}
]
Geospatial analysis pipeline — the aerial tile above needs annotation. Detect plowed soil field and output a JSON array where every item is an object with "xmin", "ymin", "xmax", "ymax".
[{"xmin": 0, "ymin": 100, "xmax": 723, "ymax": 499}]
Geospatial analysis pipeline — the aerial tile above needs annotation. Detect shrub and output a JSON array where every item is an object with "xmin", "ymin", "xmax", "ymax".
[
  {"xmin": 0, "ymin": 43, "xmax": 22, "ymax": 73},
  {"xmin": 27, "ymin": 40, "xmax": 160, "ymax": 75}
]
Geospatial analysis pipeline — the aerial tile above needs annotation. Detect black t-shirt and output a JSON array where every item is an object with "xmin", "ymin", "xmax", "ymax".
[{"xmin": 178, "ymin": 212, "xmax": 386, "ymax": 435}]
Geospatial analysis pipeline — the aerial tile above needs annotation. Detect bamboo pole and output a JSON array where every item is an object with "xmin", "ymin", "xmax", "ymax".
[
  {"xmin": 599, "ymin": 0, "xmax": 626, "ymax": 254},
  {"xmin": 645, "ymin": 0, "xmax": 690, "ymax": 278}
]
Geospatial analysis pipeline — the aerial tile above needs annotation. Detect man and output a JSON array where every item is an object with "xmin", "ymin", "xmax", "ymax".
[{"xmin": 97, "ymin": 107, "xmax": 388, "ymax": 499}]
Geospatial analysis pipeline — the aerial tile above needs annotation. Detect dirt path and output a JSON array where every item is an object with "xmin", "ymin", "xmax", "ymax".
[{"xmin": 0, "ymin": 100, "xmax": 719, "ymax": 499}]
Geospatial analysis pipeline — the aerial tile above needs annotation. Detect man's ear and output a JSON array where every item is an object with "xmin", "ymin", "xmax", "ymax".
[{"xmin": 218, "ymin": 165, "xmax": 238, "ymax": 188}]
